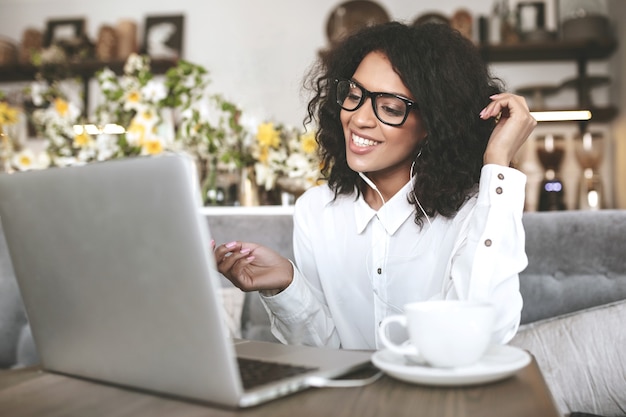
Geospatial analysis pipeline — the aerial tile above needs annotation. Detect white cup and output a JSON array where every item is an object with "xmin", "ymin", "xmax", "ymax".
[{"xmin": 378, "ymin": 300, "xmax": 495, "ymax": 368}]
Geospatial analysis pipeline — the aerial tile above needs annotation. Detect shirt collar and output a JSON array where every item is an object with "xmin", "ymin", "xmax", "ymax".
[{"xmin": 354, "ymin": 181, "xmax": 415, "ymax": 235}]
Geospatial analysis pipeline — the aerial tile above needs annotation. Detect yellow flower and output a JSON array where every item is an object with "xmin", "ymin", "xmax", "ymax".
[
  {"xmin": 300, "ymin": 131, "xmax": 317, "ymax": 154},
  {"xmin": 126, "ymin": 90, "xmax": 141, "ymax": 105},
  {"xmin": 256, "ymin": 122, "xmax": 281, "ymax": 148},
  {"xmin": 0, "ymin": 102, "xmax": 18, "ymax": 125},
  {"xmin": 54, "ymin": 98, "xmax": 69, "ymax": 117},
  {"xmin": 74, "ymin": 131, "xmax": 92, "ymax": 148},
  {"xmin": 126, "ymin": 119, "xmax": 146, "ymax": 145},
  {"xmin": 257, "ymin": 146, "xmax": 269, "ymax": 164},
  {"xmin": 142, "ymin": 138, "xmax": 164, "ymax": 155}
]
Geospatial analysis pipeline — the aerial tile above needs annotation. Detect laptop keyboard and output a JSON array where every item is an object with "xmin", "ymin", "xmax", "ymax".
[{"xmin": 237, "ymin": 357, "xmax": 318, "ymax": 390}]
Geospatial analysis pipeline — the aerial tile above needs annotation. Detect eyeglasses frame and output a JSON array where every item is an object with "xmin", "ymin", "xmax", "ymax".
[{"xmin": 334, "ymin": 78, "xmax": 417, "ymax": 127}]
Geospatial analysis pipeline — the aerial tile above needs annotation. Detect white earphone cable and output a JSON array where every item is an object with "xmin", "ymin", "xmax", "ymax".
[
  {"xmin": 358, "ymin": 172, "xmax": 386, "ymax": 206},
  {"xmin": 410, "ymin": 160, "xmax": 432, "ymax": 229}
]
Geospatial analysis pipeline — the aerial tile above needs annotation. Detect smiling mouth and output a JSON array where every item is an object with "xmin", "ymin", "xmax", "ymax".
[{"xmin": 352, "ymin": 133, "xmax": 380, "ymax": 147}]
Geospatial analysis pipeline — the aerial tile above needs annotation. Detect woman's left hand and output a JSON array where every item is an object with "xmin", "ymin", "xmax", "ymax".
[{"xmin": 479, "ymin": 93, "xmax": 537, "ymax": 167}]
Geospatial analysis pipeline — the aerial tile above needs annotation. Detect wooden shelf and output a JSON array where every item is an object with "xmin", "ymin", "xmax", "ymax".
[
  {"xmin": 479, "ymin": 37, "xmax": 618, "ymax": 63},
  {"xmin": 480, "ymin": 37, "xmax": 619, "ymax": 125},
  {"xmin": 585, "ymin": 106, "xmax": 619, "ymax": 123},
  {"xmin": 0, "ymin": 58, "xmax": 177, "ymax": 83},
  {"xmin": 0, "ymin": 58, "xmax": 177, "ymax": 116}
]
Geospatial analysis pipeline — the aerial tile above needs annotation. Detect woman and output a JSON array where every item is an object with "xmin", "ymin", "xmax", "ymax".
[{"xmin": 214, "ymin": 22, "xmax": 536, "ymax": 350}]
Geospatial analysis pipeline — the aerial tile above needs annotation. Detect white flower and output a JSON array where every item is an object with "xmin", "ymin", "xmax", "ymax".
[
  {"xmin": 123, "ymin": 88, "xmax": 143, "ymax": 112},
  {"xmin": 12, "ymin": 149, "xmax": 50, "ymax": 171},
  {"xmin": 29, "ymin": 81, "xmax": 48, "ymax": 107},
  {"xmin": 254, "ymin": 163, "xmax": 278, "ymax": 192},
  {"xmin": 125, "ymin": 116, "xmax": 148, "ymax": 147},
  {"xmin": 95, "ymin": 134, "xmax": 120, "ymax": 161},
  {"xmin": 97, "ymin": 67, "xmax": 116, "ymax": 82},
  {"xmin": 119, "ymin": 75, "xmax": 139, "ymax": 91},
  {"xmin": 285, "ymin": 153, "xmax": 310, "ymax": 178},
  {"xmin": 99, "ymin": 78, "xmax": 118, "ymax": 93},
  {"xmin": 51, "ymin": 155, "xmax": 78, "ymax": 167},
  {"xmin": 77, "ymin": 146, "xmax": 96, "ymax": 163},
  {"xmin": 141, "ymin": 80, "xmax": 167, "ymax": 104},
  {"xmin": 124, "ymin": 53, "xmax": 146, "ymax": 74}
]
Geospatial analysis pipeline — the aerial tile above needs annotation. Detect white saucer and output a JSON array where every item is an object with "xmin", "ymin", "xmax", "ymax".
[{"xmin": 371, "ymin": 344, "xmax": 531, "ymax": 386}]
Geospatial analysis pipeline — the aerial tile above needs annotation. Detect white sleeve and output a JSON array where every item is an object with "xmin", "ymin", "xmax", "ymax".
[
  {"xmin": 259, "ymin": 190, "xmax": 340, "ymax": 347},
  {"xmin": 446, "ymin": 164, "xmax": 527, "ymax": 344}
]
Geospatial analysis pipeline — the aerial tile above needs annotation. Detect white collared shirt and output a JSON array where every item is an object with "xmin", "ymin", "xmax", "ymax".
[{"xmin": 261, "ymin": 164, "xmax": 527, "ymax": 350}]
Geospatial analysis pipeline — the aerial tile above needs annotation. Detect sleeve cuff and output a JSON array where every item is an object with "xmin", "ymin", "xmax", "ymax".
[
  {"xmin": 259, "ymin": 261, "xmax": 314, "ymax": 323},
  {"xmin": 477, "ymin": 164, "xmax": 526, "ymax": 211}
]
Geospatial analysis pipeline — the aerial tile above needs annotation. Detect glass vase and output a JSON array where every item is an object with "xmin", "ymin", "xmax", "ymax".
[
  {"xmin": 238, "ymin": 166, "xmax": 260, "ymax": 206},
  {"xmin": 574, "ymin": 131, "xmax": 604, "ymax": 210},
  {"xmin": 536, "ymin": 134, "xmax": 566, "ymax": 211}
]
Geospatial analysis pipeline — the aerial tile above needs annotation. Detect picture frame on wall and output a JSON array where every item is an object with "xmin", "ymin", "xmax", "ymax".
[
  {"xmin": 43, "ymin": 18, "xmax": 86, "ymax": 48},
  {"xmin": 517, "ymin": 2, "xmax": 546, "ymax": 32},
  {"xmin": 142, "ymin": 15, "xmax": 184, "ymax": 60},
  {"xmin": 512, "ymin": 0, "xmax": 558, "ymax": 38}
]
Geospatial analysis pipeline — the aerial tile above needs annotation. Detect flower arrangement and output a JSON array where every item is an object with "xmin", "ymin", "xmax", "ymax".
[
  {"xmin": 18, "ymin": 53, "xmax": 250, "ymax": 203},
  {"xmin": 251, "ymin": 122, "xmax": 322, "ymax": 194},
  {"xmin": 26, "ymin": 54, "xmax": 247, "ymax": 168},
  {"xmin": 5, "ymin": 53, "xmax": 324, "ymax": 205}
]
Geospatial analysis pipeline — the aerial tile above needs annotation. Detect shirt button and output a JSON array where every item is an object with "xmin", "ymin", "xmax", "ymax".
[
  {"xmin": 377, "ymin": 268, "xmax": 382, "ymax": 275},
  {"xmin": 498, "ymin": 173, "xmax": 504, "ymax": 180},
  {"xmin": 495, "ymin": 187, "xmax": 503, "ymax": 194},
  {"xmin": 484, "ymin": 239, "xmax": 492, "ymax": 247}
]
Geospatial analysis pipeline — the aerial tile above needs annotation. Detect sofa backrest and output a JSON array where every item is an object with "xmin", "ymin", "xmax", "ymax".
[{"xmin": 206, "ymin": 209, "xmax": 626, "ymax": 326}]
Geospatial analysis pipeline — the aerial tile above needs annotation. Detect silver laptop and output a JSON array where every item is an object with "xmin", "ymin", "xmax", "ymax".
[{"xmin": 0, "ymin": 153, "xmax": 372, "ymax": 408}]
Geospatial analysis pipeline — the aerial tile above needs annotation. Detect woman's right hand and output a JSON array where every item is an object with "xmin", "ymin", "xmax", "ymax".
[{"xmin": 213, "ymin": 241, "xmax": 294, "ymax": 295}]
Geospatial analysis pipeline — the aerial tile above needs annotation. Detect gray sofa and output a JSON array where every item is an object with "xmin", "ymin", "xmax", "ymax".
[{"xmin": 1, "ymin": 209, "xmax": 626, "ymax": 417}]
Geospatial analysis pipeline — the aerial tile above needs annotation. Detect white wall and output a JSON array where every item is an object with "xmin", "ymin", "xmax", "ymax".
[
  {"xmin": 0, "ymin": 0, "xmax": 623, "ymax": 208},
  {"xmin": 0, "ymin": 0, "xmax": 611, "ymax": 125}
]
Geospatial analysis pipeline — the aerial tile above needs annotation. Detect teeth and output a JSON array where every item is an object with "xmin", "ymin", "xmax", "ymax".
[{"xmin": 352, "ymin": 134, "xmax": 378, "ymax": 147}]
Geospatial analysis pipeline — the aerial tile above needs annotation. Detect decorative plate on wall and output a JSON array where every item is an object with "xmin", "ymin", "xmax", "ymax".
[
  {"xmin": 412, "ymin": 12, "xmax": 450, "ymax": 27},
  {"xmin": 325, "ymin": 0, "xmax": 390, "ymax": 45}
]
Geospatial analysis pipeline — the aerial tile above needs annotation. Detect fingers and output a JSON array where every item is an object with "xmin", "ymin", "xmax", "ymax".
[
  {"xmin": 480, "ymin": 93, "xmax": 537, "ymax": 167},
  {"xmin": 479, "ymin": 93, "xmax": 531, "ymax": 121},
  {"xmin": 212, "ymin": 241, "xmax": 294, "ymax": 293},
  {"xmin": 214, "ymin": 241, "xmax": 254, "ymax": 280}
]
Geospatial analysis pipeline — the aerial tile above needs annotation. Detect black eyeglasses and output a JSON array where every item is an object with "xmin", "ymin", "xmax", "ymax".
[{"xmin": 334, "ymin": 79, "xmax": 417, "ymax": 126}]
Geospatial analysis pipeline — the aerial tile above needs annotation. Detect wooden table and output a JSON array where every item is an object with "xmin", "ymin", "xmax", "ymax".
[{"xmin": 0, "ymin": 359, "xmax": 561, "ymax": 417}]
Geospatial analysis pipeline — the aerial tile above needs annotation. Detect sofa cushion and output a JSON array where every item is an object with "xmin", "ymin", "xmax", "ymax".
[
  {"xmin": 520, "ymin": 210, "xmax": 626, "ymax": 324},
  {"xmin": 203, "ymin": 211, "xmax": 292, "ymax": 343},
  {"xmin": 510, "ymin": 299, "xmax": 626, "ymax": 417}
]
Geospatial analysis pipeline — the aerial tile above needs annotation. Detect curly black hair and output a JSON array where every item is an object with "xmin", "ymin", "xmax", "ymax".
[{"xmin": 303, "ymin": 21, "xmax": 504, "ymax": 226}]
